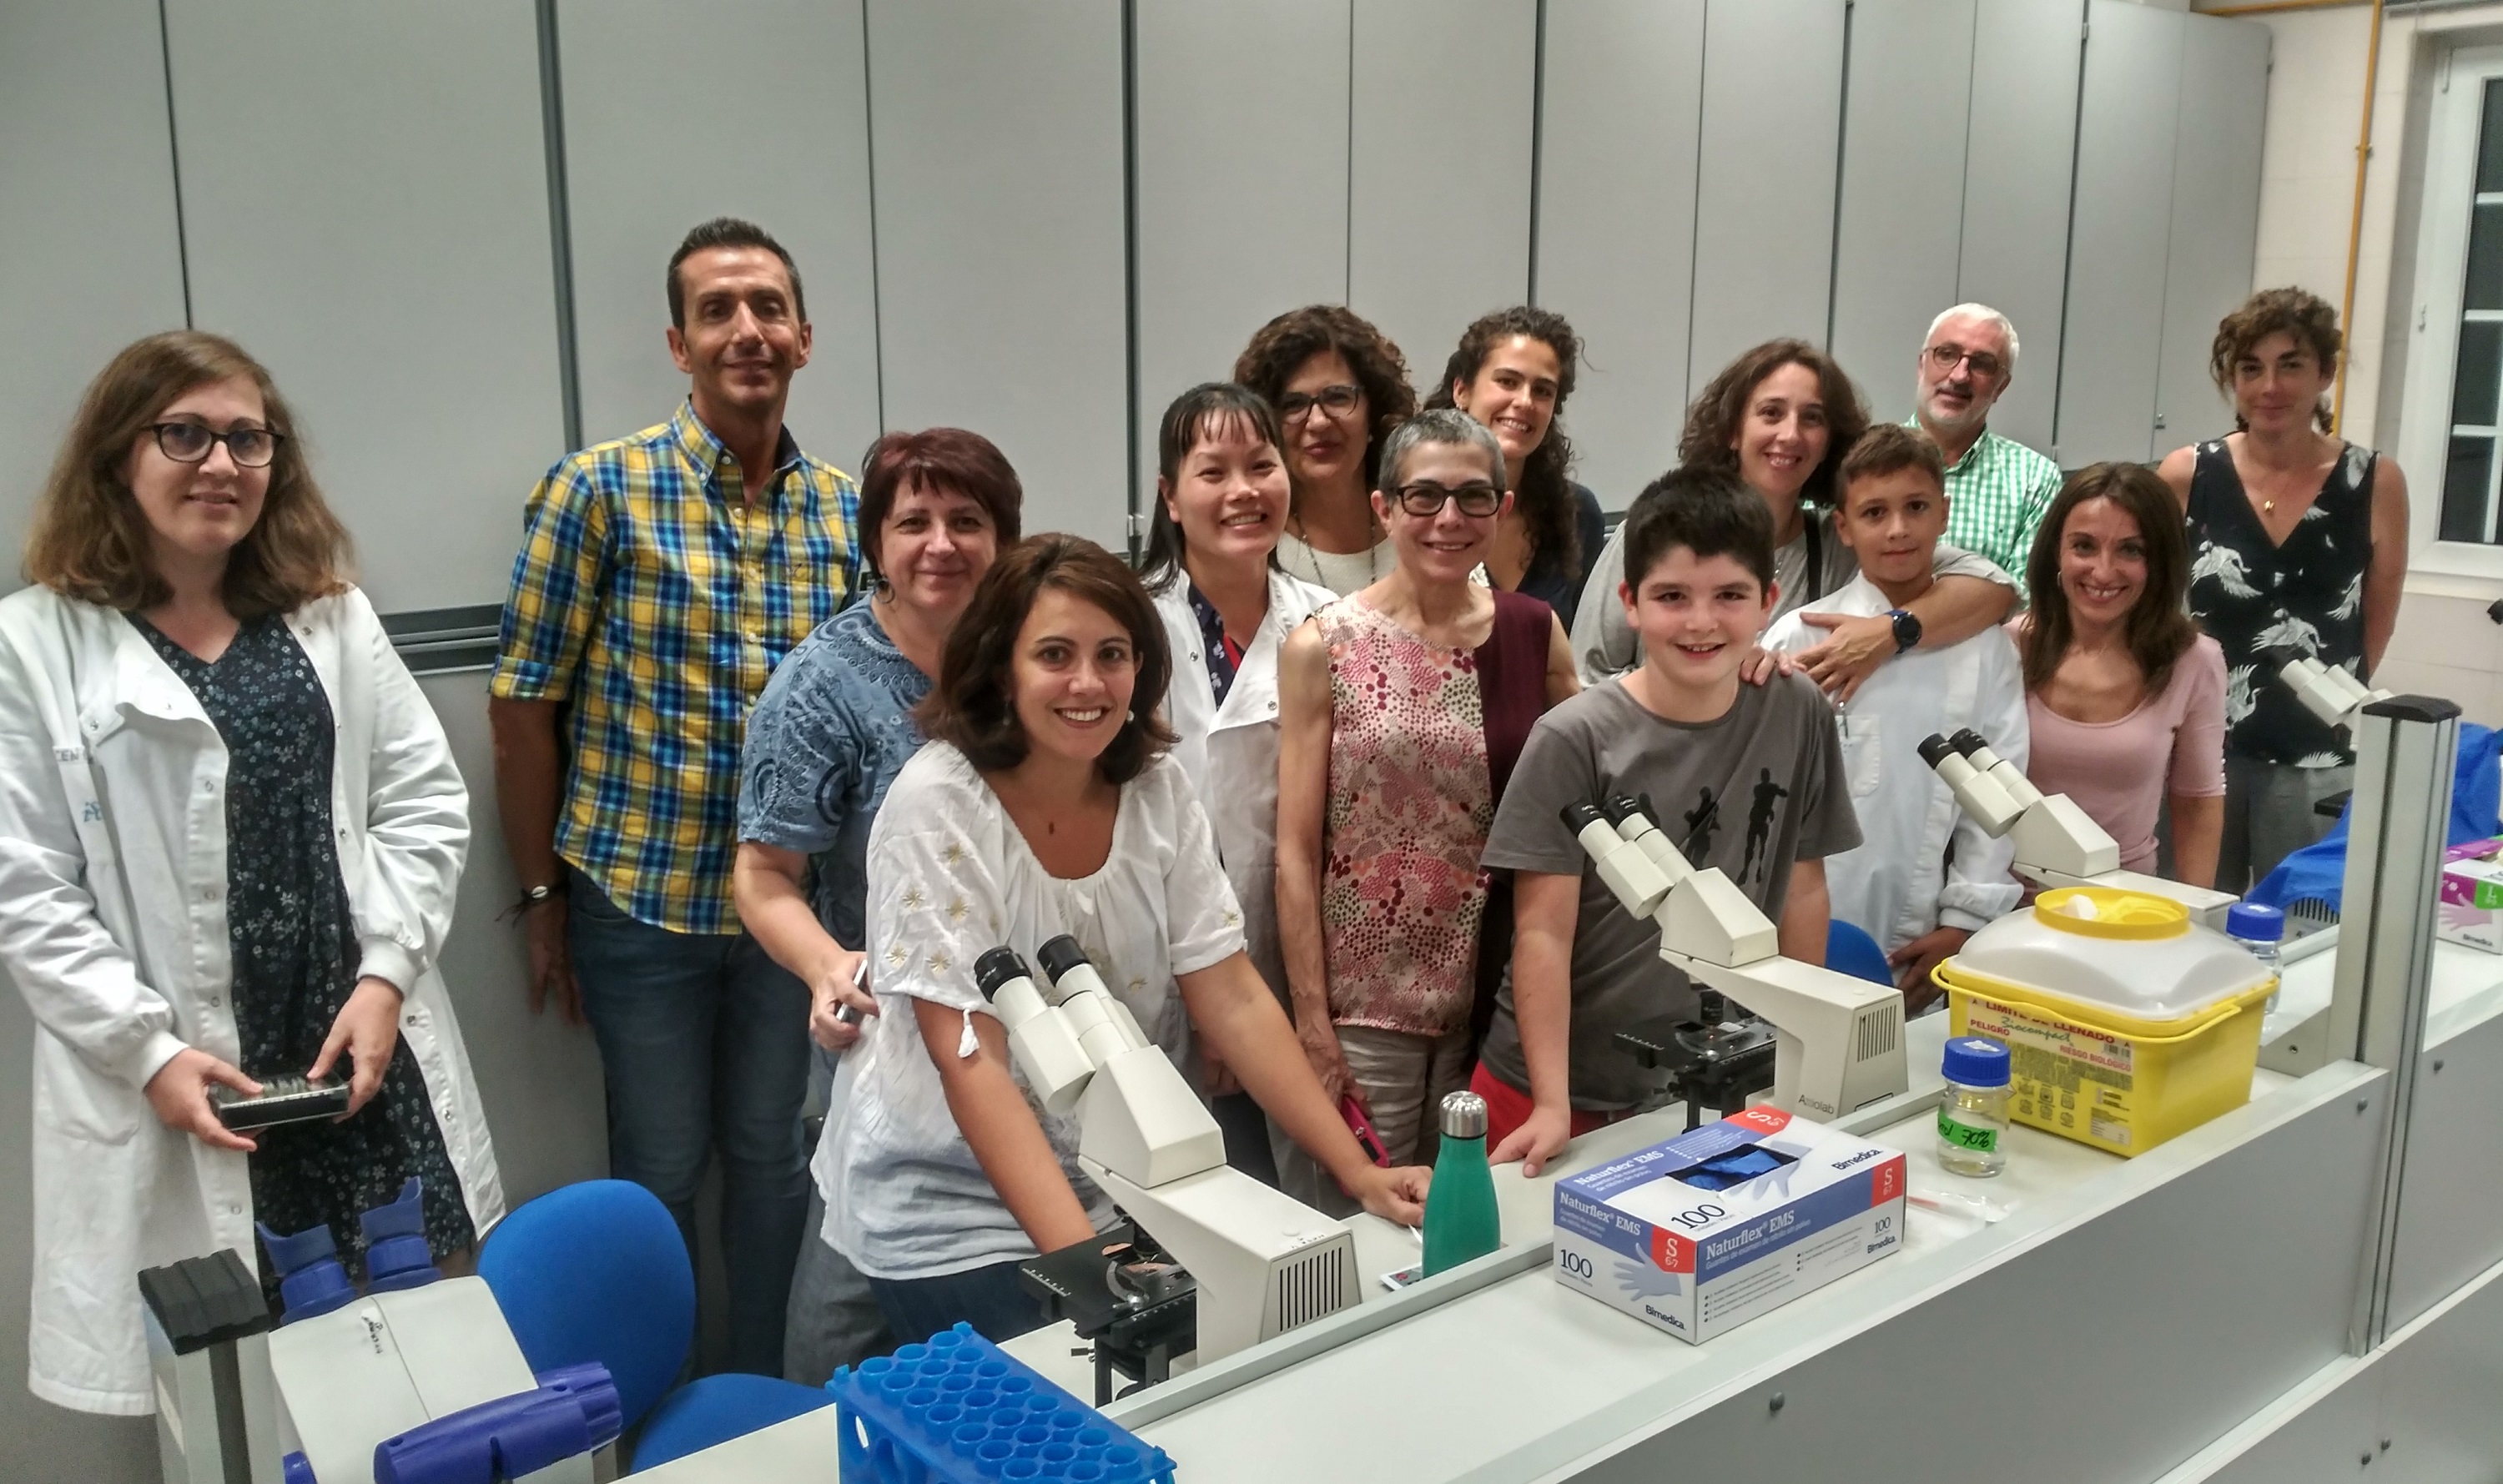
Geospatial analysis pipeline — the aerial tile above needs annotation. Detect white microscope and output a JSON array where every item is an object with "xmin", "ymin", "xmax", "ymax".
[
  {"xmin": 1919, "ymin": 728, "xmax": 2239, "ymax": 928},
  {"xmin": 2274, "ymin": 651, "xmax": 2390, "ymax": 729},
  {"xmin": 1569, "ymin": 796, "xmax": 1909, "ymax": 1121},
  {"xmin": 979, "ymin": 939, "xmax": 1359, "ymax": 1380}
]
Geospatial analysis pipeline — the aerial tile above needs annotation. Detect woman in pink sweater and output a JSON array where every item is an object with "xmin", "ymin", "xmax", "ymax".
[{"xmin": 2008, "ymin": 464, "xmax": 2226, "ymax": 885}]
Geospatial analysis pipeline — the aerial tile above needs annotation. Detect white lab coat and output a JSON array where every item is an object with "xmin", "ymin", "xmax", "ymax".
[
  {"xmin": 1153, "ymin": 567, "xmax": 1335, "ymax": 1000},
  {"xmin": 1765, "ymin": 575, "xmax": 2027, "ymax": 953},
  {"xmin": 0, "ymin": 584, "xmax": 504, "ymax": 1415}
]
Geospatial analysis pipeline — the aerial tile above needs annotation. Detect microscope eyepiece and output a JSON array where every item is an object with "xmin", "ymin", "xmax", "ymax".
[
  {"xmin": 1917, "ymin": 734, "xmax": 1960, "ymax": 769},
  {"xmin": 974, "ymin": 948, "xmax": 1030, "ymax": 1001},
  {"xmin": 1035, "ymin": 934, "xmax": 1090, "ymax": 986},
  {"xmin": 1600, "ymin": 793, "xmax": 1644, "ymax": 826},
  {"xmin": 1947, "ymin": 728, "xmax": 1989, "ymax": 757},
  {"xmin": 1560, "ymin": 802, "xmax": 1605, "ymax": 832}
]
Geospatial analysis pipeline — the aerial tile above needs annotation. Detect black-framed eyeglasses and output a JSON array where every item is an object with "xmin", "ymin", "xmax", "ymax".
[
  {"xmin": 1392, "ymin": 481, "xmax": 1502, "ymax": 518},
  {"xmin": 1925, "ymin": 345, "xmax": 2006, "ymax": 381},
  {"xmin": 148, "ymin": 422, "xmax": 283, "ymax": 468},
  {"xmin": 1276, "ymin": 384, "xmax": 1362, "ymax": 423}
]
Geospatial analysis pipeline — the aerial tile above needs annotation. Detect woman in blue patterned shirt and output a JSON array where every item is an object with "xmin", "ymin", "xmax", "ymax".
[{"xmin": 733, "ymin": 427, "xmax": 1022, "ymax": 1379}]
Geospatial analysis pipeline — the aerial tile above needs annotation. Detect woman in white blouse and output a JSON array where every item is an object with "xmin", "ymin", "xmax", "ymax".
[
  {"xmin": 830, "ymin": 535, "xmax": 1428, "ymax": 1344},
  {"xmin": 1141, "ymin": 383, "xmax": 1335, "ymax": 1185}
]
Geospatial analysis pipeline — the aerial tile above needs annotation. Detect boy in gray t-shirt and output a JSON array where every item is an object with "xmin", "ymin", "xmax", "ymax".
[{"xmin": 1474, "ymin": 468, "xmax": 1861, "ymax": 1174}]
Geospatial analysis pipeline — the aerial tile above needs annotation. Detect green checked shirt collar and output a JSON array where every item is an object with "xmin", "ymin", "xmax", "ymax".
[{"xmin": 1911, "ymin": 418, "xmax": 2065, "ymax": 581}]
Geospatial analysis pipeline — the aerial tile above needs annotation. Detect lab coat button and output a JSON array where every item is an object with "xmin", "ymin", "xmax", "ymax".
[{"xmin": 229, "ymin": 1205, "xmax": 243, "ymax": 1215}]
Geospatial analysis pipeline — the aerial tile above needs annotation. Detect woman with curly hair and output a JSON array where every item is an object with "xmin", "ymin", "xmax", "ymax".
[
  {"xmin": 1232, "ymin": 304, "xmax": 1418, "ymax": 595},
  {"xmin": 1423, "ymin": 306, "xmax": 1609, "ymax": 628},
  {"xmin": 2156, "ymin": 287, "xmax": 2410, "ymax": 889},
  {"xmin": 1569, "ymin": 340, "xmax": 2018, "ymax": 697}
]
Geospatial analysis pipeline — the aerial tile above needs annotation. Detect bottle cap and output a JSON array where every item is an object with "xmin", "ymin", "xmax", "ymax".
[
  {"xmin": 1942, "ymin": 1035, "xmax": 2012, "ymax": 1089},
  {"xmin": 2226, "ymin": 901, "xmax": 2285, "ymax": 943},
  {"xmin": 1439, "ymin": 1089, "xmax": 1488, "ymax": 1140}
]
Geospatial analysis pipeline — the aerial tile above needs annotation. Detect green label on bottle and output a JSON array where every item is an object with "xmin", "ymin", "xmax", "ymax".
[{"xmin": 1937, "ymin": 1109, "xmax": 1999, "ymax": 1152}]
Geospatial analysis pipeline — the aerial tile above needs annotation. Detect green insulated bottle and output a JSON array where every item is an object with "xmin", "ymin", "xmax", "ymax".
[{"xmin": 1423, "ymin": 1090, "xmax": 1501, "ymax": 1275}]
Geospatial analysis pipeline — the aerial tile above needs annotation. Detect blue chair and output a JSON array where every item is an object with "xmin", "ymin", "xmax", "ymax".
[
  {"xmin": 478, "ymin": 1180, "xmax": 833, "ymax": 1471},
  {"xmin": 1826, "ymin": 920, "xmax": 1895, "ymax": 988}
]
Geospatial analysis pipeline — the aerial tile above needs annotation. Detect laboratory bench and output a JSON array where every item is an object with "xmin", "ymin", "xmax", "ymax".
[{"xmin": 639, "ymin": 937, "xmax": 2503, "ymax": 1482}]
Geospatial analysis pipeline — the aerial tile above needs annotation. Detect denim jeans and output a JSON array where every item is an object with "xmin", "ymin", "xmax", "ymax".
[
  {"xmin": 865, "ymin": 1260, "xmax": 1049, "ymax": 1350},
  {"xmin": 568, "ymin": 870, "xmax": 811, "ymax": 1376}
]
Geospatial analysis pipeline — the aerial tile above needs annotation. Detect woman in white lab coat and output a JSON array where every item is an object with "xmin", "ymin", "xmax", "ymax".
[
  {"xmin": 1141, "ymin": 383, "xmax": 1335, "ymax": 1185},
  {"xmin": 0, "ymin": 332, "xmax": 501, "ymax": 1415}
]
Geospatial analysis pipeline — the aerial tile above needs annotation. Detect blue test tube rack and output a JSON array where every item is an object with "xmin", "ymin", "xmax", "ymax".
[{"xmin": 828, "ymin": 1323, "xmax": 1176, "ymax": 1484}]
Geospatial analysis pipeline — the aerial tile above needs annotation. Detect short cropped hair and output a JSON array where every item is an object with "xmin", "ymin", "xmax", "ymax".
[
  {"xmin": 1139, "ymin": 382, "xmax": 1287, "ymax": 594},
  {"xmin": 1620, "ymin": 464, "xmax": 1777, "ymax": 595},
  {"xmin": 2210, "ymin": 286, "xmax": 2341, "ymax": 433},
  {"xmin": 918, "ymin": 535, "xmax": 1177, "ymax": 784},
  {"xmin": 667, "ymin": 216, "xmax": 805, "ymax": 329},
  {"xmin": 1926, "ymin": 303, "xmax": 2020, "ymax": 373},
  {"xmin": 854, "ymin": 429, "xmax": 1025, "ymax": 588},
  {"xmin": 1377, "ymin": 408, "xmax": 1508, "ymax": 495},
  {"xmin": 1839, "ymin": 423, "xmax": 1946, "ymax": 496},
  {"xmin": 24, "ymin": 330, "xmax": 350, "ymax": 617}
]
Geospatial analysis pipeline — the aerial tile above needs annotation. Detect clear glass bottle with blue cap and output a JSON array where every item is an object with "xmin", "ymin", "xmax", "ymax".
[
  {"xmin": 2226, "ymin": 901, "xmax": 2285, "ymax": 1012},
  {"xmin": 1937, "ymin": 1036, "xmax": 2012, "ymax": 1178}
]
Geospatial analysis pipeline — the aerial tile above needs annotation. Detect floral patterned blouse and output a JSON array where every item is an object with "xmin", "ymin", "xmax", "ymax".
[{"xmin": 1315, "ymin": 595, "xmax": 1496, "ymax": 1039}]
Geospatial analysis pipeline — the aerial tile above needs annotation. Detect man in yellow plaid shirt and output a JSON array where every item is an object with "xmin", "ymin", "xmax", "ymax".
[{"xmin": 489, "ymin": 218, "xmax": 859, "ymax": 1376}]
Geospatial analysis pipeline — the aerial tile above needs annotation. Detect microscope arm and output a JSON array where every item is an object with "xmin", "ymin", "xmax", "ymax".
[{"xmin": 1575, "ymin": 799, "xmax": 1908, "ymax": 1119}]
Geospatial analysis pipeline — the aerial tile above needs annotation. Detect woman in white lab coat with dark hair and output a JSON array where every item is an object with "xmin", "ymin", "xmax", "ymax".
[
  {"xmin": 0, "ymin": 331, "xmax": 500, "ymax": 1415},
  {"xmin": 1141, "ymin": 383, "xmax": 1335, "ymax": 1186}
]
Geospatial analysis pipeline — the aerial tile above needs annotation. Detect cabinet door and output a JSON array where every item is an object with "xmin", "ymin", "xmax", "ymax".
[
  {"xmin": 1830, "ymin": 0, "xmax": 1980, "ymax": 427},
  {"xmin": 2153, "ymin": 13, "xmax": 2270, "ymax": 454},
  {"xmin": 1348, "ymin": 0, "xmax": 1538, "ymax": 389},
  {"xmin": 164, "ymin": 0, "xmax": 568, "ymax": 612},
  {"xmin": 1532, "ymin": 0, "xmax": 1707, "ymax": 508},
  {"xmin": 0, "ymin": 0, "xmax": 189, "ymax": 585},
  {"xmin": 1133, "ymin": 0, "xmax": 1351, "ymax": 511},
  {"xmin": 557, "ymin": 0, "xmax": 882, "ymax": 482},
  {"xmin": 1959, "ymin": 0, "xmax": 2086, "ymax": 457},
  {"xmin": 2056, "ymin": 0, "xmax": 2183, "ymax": 466},
  {"xmin": 1687, "ymin": 0, "xmax": 1847, "ymax": 392},
  {"xmin": 865, "ymin": 0, "xmax": 1129, "ymax": 546}
]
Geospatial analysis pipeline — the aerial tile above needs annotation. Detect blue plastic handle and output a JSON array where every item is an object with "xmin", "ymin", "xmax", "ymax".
[{"xmin": 370, "ymin": 1364, "xmax": 622, "ymax": 1484}]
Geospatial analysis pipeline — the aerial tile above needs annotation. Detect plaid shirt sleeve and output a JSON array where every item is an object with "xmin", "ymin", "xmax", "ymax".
[{"xmin": 491, "ymin": 460, "xmax": 610, "ymax": 703}]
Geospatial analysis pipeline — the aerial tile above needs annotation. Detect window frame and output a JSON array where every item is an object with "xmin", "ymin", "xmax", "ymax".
[{"xmin": 2400, "ymin": 43, "xmax": 2503, "ymax": 591}]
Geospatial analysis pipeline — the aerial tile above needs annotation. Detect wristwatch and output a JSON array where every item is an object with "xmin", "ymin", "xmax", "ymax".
[{"xmin": 1886, "ymin": 608, "xmax": 1922, "ymax": 654}]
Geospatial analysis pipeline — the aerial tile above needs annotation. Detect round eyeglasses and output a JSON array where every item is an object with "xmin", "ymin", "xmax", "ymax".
[
  {"xmin": 1925, "ymin": 345, "xmax": 2005, "ymax": 381},
  {"xmin": 148, "ymin": 421, "xmax": 283, "ymax": 468}
]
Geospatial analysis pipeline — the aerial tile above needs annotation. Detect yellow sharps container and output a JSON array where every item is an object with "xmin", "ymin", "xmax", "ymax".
[{"xmin": 1932, "ymin": 887, "xmax": 2278, "ymax": 1157}]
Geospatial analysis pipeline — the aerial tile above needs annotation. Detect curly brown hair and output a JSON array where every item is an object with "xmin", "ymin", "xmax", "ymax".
[
  {"xmin": 1231, "ymin": 304, "xmax": 1417, "ymax": 494},
  {"xmin": 24, "ymin": 331, "xmax": 351, "ymax": 616},
  {"xmin": 2210, "ymin": 287, "xmax": 2341, "ymax": 434},
  {"xmin": 916, "ymin": 535, "xmax": 1177, "ymax": 784},
  {"xmin": 1423, "ymin": 305, "xmax": 1584, "ymax": 576},
  {"xmin": 1677, "ymin": 340, "xmax": 1869, "ymax": 511}
]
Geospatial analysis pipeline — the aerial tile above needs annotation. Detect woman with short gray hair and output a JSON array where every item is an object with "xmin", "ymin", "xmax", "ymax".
[{"xmin": 1271, "ymin": 412, "xmax": 1577, "ymax": 1207}]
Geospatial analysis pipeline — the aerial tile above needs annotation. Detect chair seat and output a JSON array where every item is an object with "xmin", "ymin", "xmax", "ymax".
[{"xmin": 632, "ymin": 1372, "xmax": 835, "ymax": 1471}]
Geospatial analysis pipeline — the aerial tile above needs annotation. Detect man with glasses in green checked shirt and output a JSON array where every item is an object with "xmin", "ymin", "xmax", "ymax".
[{"xmin": 1911, "ymin": 304, "xmax": 2064, "ymax": 584}]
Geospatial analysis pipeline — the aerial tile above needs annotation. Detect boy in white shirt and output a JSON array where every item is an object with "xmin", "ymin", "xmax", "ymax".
[{"xmin": 1766, "ymin": 424, "xmax": 2026, "ymax": 1008}]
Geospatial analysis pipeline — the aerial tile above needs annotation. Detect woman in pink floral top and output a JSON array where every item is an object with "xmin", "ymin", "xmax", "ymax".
[{"xmin": 1275, "ymin": 411, "xmax": 1577, "ymax": 1203}]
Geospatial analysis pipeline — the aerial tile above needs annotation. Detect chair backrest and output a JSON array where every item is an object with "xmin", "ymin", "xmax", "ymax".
[
  {"xmin": 1826, "ymin": 919, "xmax": 1895, "ymax": 988},
  {"xmin": 476, "ymin": 1180, "xmax": 693, "ymax": 1431}
]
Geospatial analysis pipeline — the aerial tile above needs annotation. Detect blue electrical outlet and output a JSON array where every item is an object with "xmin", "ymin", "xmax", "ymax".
[{"xmin": 828, "ymin": 1324, "xmax": 1176, "ymax": 1484}]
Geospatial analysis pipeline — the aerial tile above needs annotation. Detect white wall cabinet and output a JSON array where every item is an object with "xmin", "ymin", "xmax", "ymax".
[
  {"xmin": 557, "ymin": 0, "xmax": 884, "ymax": 480},
  {"xmin": 865, "ymin": 0, "xmax": 1131, "ymax": 547},
  {"xmin": 1530, "ymin": 0, "xmax": 1709, "ymax": 507},
  {"xmin": 162, "ymin": 0, "xmax": 569, "ymax": 613}
]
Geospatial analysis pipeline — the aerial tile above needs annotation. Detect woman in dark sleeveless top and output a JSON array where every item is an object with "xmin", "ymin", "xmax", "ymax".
[{"xmin": 2158, "ymin": 288, "xmax": 2411, "ymax": 891}]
